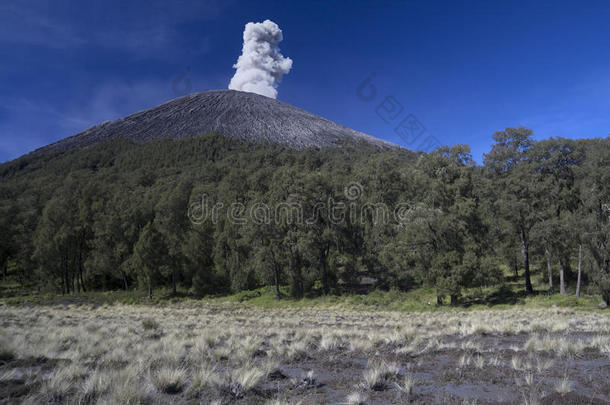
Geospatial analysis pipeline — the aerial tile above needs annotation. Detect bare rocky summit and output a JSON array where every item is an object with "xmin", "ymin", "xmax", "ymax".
[{"xmin": 35, "ymin": 90, "xmax": 395, "ymax": 154}]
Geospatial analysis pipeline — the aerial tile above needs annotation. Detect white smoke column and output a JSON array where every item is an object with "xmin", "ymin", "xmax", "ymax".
[{"xmin": 228, "ymin": 20, "xmax": 292, "ymax": 99}]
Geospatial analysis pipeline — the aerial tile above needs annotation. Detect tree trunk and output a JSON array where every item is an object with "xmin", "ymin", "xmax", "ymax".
[
  {"xmin": 559, "ymin": 258, "xmax": 566, "ymax": 295},
  {"xmin": 576, "ymin": 244, "xmax": 582, "ymax": 298},
  {"xmin": 274, "ymin": 265, "xmax": 281, "ymax": 300},
  {"xmin": 80, "ymin": 273, "xmax": 86, "ymax": 292},
  {"xmin": 450, "ymin": 294, "xmax": 458, "ymax": 306},
  {"xmin": 321, "ymin": 262, "xmax": 328, "ymax": 295},
  {"xmin": 77, "ymin": 243, "xmax": 86, "ymax": 293},
  {"xmin": 75, "ymin": 246, "xmax": 80, "ymax": 294},
  {"xmin": 289, "ymin": 248, "xmax": 303, "ymax": 299},
  {"xmin": 148, "ymin": 284, "xmax": 153, "ymax": 299},
  {"xmin": 601, "ymin": 290, "xmax": 609, "ymax": 309},
  {"xmin": 122, "ymin": 273, "xmax": 129, "ymax": 291},
  {"xmin": 520, "ymin": 229, "xmax": 534, "ymax": 294},
  {"xmin": 172, "ymin": 268, "xmax": 177, "ymax": 296},
  {"xmin": 75, "ymin": 249, "xmax": 81, "ymax": 294},
  {"xmin": 545, "ymin": 241, "xmax": 553, "ymax": 295},
  {"xmin": 319, "ymin": 242, "xmax": 330, "ymax": 295},
  {"xmin": 64, "ymin": 258, "xmax": 70, "ymax": 295},
  {"xmin": 436, "ymin": 295, "xmax": 443, "ymax": 306},
  {"xmin": 2, "ymin": 260, "xmax": 7, "ymax": 282},
  {"xmin": 79, "ymin": 266, "xmax": 86, "ymax": 293}
]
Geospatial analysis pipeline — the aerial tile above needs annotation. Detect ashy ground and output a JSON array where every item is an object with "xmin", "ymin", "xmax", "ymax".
[{"xmin": 0, "ymin": 303, "xmax": 609, "ymax": 404}]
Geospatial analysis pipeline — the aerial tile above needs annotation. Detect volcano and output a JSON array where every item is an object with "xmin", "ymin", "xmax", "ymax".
[{"xmin": 34, "ymin": 90, "xmax": 396, "ymax": 155}]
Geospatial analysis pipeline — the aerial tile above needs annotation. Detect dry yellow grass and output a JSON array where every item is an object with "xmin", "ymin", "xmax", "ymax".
[{"xmin": 0, "ymin": 303, "xmax": 608, "ymax": 403}]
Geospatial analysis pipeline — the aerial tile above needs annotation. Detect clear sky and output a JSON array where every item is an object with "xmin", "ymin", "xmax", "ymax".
[{"xmin": 2, "ymin": 0, "xmax": 610, "ymax": 162}]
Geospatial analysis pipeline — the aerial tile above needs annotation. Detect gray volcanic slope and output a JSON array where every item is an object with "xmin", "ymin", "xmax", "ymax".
[{"xmin": 36, "ymin": 90, "xmax": 396, "ymax": 154}]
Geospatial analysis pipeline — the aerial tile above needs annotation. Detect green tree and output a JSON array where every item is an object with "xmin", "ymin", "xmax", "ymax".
[
  {"xmin": 405, "ymin": 145, "xmax": 496, "ymax": 304},
  {"xmin": 484, "ymin": 127, "xmax": 539, "ymax": 294},
  {"xmin": 0, "ymin": 196, "xmax": 17, "ymax": 282},
  {"xmin": 184, "ymin": 220, "xmax": 216, "ymax": 297},
  {"xmin": 579, "ymin": 139, "xmax": 610, "ymax": 306},
  {"xmin": 132, "ymin": 222, "xmax": 168, "ymax": 299},
  {"xmin": 155, "ymin": 180, "xmax": 193, "ymax": 295},
  {"xmin": 531, "ymin": 138, "xmax": 584, "ymax": 294}
]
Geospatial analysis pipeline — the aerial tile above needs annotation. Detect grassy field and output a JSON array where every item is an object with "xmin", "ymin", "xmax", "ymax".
[
  {"xmin": 1, "ymin": 301, "xmax": 609, "ymax": 404},
  {"xmin": 0, "ymin": 285, "xmax": 603, "ymax": 313},
  {"xmin": 2, "ymin": 267, "xmax": 609, "ymax": 404}
]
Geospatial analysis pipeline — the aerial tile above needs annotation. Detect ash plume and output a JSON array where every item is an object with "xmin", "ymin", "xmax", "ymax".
[{"xmin": 228, "ymin": 20, "xmax": 292, "ymax": 99}]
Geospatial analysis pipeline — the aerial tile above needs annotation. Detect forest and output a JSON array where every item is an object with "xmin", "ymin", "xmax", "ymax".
[{"xmin": 0, "ymin": 127, "xmax": 609, "ymax": 305}]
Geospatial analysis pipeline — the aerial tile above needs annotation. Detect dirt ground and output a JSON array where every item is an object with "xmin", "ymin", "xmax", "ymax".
[
  {"xmin": 0, "ymin": 303, "xmax": 609, "ymax": 404},
  {"xmin": 242, "ymin": 333, "xmax": 610, "ymax": 404}
]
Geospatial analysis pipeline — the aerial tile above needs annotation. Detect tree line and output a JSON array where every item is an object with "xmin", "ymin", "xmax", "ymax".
[{"xmin": 0, "ymin": 128, "xmax": 608, "ymax": 305}]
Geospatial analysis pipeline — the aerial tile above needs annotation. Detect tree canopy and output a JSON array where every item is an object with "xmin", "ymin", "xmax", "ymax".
[{"xmin": 1, "ymin": 129, "xmax": 609, "ymax": 305}]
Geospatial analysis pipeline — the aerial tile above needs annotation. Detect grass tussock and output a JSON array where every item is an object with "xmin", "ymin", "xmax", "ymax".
[
  {"xmin": 346, "ymin": 391, "xmax": 368, "ymax": 405},
  {"xmin": 150, "ymin": 366, "xmax": 187, "ymax": 394},
  {"xmin": 0, "ymin": 303, "xmax": 607, "ymax": 404}
]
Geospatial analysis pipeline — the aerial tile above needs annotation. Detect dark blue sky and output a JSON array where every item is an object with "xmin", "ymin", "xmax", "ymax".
[{"xmin": 2, "ymin": 0, "xmax": 610, "ymax": 162}]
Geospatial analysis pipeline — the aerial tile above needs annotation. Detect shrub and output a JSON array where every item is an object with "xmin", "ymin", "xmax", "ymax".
[
  {"xmin": 361, "ymin": 361, "xmax": 400, "ymax": 391},
  {"xmin": 79, "ymin": 370, "xmax": 111, "ymax": 403},
  {"xmin": 227, "ymin": 365, "xmax": 265, "ymax": 398},
  {"xmin": 151, "ymin": 367, "xmax": 187, "ymax": 394},
  {"xmin": 141, "ymin": 318, "xmax": 159, "ymax": 330}
]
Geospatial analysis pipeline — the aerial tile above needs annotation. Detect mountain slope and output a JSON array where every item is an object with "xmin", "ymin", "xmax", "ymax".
[{"xmin": 34, "ymin": 90, "xmax": 396, "ymax": 155}]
